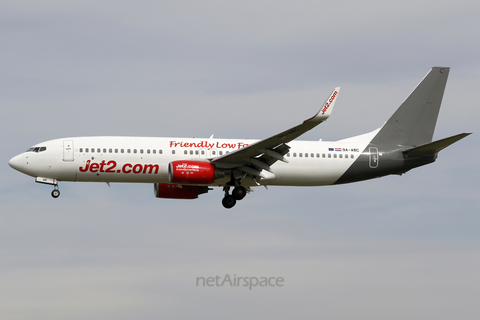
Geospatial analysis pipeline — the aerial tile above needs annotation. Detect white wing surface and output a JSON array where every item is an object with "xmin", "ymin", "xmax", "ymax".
[{"xmin": 212, "ymin": 88, "xmax": 340, "ymax": 178}]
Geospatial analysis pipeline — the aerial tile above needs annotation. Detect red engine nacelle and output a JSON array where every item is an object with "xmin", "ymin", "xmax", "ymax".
[
  {"xmin": 154, "ymin": 183, "xmax": 209, "ymax": 199},
  {"xmin": 168, "ymin": 160, "xmax": 223, "ymax": 184}
]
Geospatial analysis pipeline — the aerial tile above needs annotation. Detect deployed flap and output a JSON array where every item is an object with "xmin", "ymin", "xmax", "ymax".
[
  {"xmin": 212, "ymin": 88, "xmax": 340, "ymax": 169},
  {"xmin": 403, "ymin": 132, "xmax": 471, "ymax": 157}
]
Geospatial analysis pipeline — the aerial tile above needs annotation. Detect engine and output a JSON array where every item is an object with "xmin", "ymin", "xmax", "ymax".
[
  {"xmin": 154, "ymin": 183, "xmax": 209, "ymax": 199},
  {"xmin": 168, "ymin": 160, "xmax": 224, "ymax": 184}
]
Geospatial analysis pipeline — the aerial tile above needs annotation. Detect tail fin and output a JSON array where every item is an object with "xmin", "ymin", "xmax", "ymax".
[{"xmin": 371, "ymin": 67, "xmax": 450, "ymax": 147}]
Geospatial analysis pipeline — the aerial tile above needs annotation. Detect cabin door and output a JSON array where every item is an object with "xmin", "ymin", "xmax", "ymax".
[{"xmin": 63, "ymin": 140, "xmax": 74, "ymax": 161}]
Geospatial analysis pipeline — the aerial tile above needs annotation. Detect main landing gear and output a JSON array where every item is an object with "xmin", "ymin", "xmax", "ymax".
[{"xmin": 222, "ymin": 186, "xmax": 247, "ymax": 209}]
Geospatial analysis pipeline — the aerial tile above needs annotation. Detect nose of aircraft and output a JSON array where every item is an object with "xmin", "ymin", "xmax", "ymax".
[{"xmin": 9, "ymin": 154, "xmax": 24, "ymax": 172}]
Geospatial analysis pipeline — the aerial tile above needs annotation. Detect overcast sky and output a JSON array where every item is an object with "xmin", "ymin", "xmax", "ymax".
[{"xmin": 1, "ymin": 1, "xmax": 479, "ymax": 319}]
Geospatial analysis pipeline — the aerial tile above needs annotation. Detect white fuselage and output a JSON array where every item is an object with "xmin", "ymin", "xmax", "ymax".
[{"xmin": 10, "ymin": 133, "xmax": 377, "ymax": 187}]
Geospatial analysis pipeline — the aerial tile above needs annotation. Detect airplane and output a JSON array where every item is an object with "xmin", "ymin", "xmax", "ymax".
[{"xmin": 9, "ymin": 67, "xmax": 471, "ymax": 209}]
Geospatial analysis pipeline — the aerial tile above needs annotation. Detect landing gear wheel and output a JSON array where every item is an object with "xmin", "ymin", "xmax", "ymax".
[
  {"xmin": 51, "ymin": 189, "xmax": 60, "ymax": 198},
  {"xmin": 222, "ymin": 195, "xmax": 236, "ymax": 209},
  {"xmin": 232, "ymin": 186, "xmax": 247, "ymax": 200}
]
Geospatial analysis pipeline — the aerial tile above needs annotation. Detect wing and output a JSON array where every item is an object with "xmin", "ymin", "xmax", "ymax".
[{"xmin": 212, "ymin": 87, "xmax": 340, "ymax": 180}]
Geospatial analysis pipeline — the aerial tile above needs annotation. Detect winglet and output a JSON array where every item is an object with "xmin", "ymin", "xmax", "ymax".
[{"xmin": 307, "ymin": 87, "xmax": 340, "ymax": 123}]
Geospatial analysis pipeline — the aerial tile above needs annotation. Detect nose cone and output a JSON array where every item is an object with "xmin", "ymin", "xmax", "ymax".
[{"xmin": 9, "ymin": 154, "xmax": 25, "ymax": 172}]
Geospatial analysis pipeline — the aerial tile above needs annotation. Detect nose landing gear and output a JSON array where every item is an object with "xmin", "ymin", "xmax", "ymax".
[
  {"xmin": 51, "ymin": 186, "xmax": 60, "ymax": 198},
  {"xmin": 35, "ymin": 177, "xmax": 60, "ymax": 199}
]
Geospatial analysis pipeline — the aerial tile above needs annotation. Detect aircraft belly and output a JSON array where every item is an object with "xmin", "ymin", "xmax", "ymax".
[
  {"xmin": 265, "ymin": 161, "xmax": 353, "ymax": 186},
  {"xmin": 75, "ymin": 173, "xmax": 169, "ymax": 183}
]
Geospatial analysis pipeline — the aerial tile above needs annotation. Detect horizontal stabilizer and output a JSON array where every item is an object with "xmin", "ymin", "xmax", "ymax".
[{"xmin": 403, "ymin": 133, "xmax": 471, "ymax": 157}]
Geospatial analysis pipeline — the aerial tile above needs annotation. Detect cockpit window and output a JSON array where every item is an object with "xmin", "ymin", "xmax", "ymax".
[{"xmin": 26, "ymin": 147, "xmax": 47, "ymax": 153}]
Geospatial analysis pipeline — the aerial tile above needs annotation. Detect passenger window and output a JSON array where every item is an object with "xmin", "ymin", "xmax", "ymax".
[
  {"xmin": 195, "ymin": 150, "xmax": 199, "ymax": 155},
  {"xmin": 351, "ymin": 154, "xmax": 354, "ymax": 159},
  {"xmin": 316, "ymin": 153, "xmax": 320, "ymax": 158},
  {"xmin": 287, "ymin": 153, "xmax": 290, "ymax": 157},
  {"xmin": 97, "ymin": 148, "xmax": 101, "ymax": 153},
  {"xmin": 121, "ymin": 149, "xmax": 124, "ymax": 153},
  {"xmin": 339, "ymin": 154, "xmax": 343, "ymax": 158},
  {"xmin": 334, "ymin": 154, "xmax": 337, "ymax": 158},
  {"xmin": 219, "ymin": 151, "xmax": 223, "ymax": 155},
  {"xmin": 190, "ymin": 150, "xmax": 193, "ymax": 155},
  {"xmin": 212, "ymin": 151, "xmax": 216, "ymax": 155},
  {"xmin": 201, "ymin": 151, "xmax": 205, "ymax": 155},
  {"xmin": 91, "ymin": 148, "xmax": 95, "ymax": 153},
  {"xmin": 184, "ymin": 150, "xmax": 188, "ymax": 155},
  {"xmin": 159, "ymin": 150, "xmax": 163, "ymax": 154},
  {"xmin": 293, "ymin": 153, "xmax": 297, "ymax": 157},
  {"xmin": 127, "ymin": 149, "xmax": 131, "ymax": 153},
  {"xmin": 305, "ymin": 153, "xmax": 308, "ymax": 157},
  {"xmin": 147, "ymin": 149, "xmax": 150, "ymax": 154},
  {"xmin": 133, "ymin": 149, "xmax": 137, "ymax": 154},
  {"xmin": 322, "ymin": 153, "xmax": 325, "ymax": 158},
  {"xmin": 103, "ymin": 148, "xmax": 106, "ymax": 153},
  {"xmin": 172, "ymin": 150, "xmax": 175, "ymax": 155},
  {"xmin": 328, "ymin": 154, "xmax": 331, "ymax": 158},
  {"xmin": 152, "ymin": 149, "xmax": 156, "ymax": 154},
  {"xmin": 140, "ymin": 149, "xmax": 143, "ymax": 154},
  {"xmin": 299, "ymin": 153, "xmax": 303, "ymax": 157},
  {"xmin": 80, "ymin": 148, "xmax": 83, "ymax": 152},
  {"xmin": 109, "ymin": 149, "xmax": 112, "ymax": 153},
  {"xmin": 115, "ymin": 149, "xmax": 118, "ymax": 153}
]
